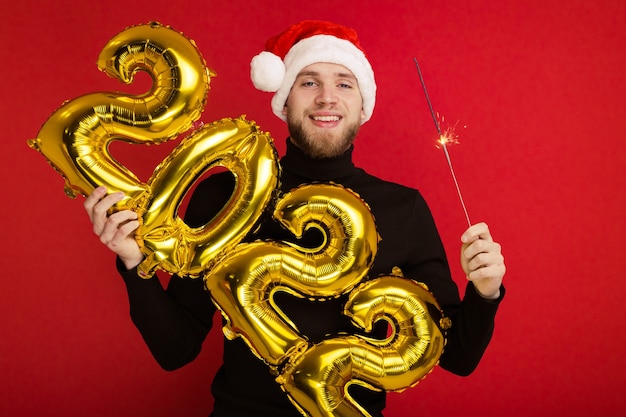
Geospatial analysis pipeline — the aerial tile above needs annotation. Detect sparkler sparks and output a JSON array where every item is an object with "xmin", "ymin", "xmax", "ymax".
[
  {"xmin": 413, "ymin": 57, "xmax": 471, "ymax": 227},
  {"xmin": 435, "ymin": 116, "xmax": 462, "ymax": 148}
]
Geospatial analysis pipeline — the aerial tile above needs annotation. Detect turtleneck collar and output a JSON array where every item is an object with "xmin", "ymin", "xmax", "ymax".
[{"xmin": 280, "ymin": 138, "xmax": 359, "ymax": 183}]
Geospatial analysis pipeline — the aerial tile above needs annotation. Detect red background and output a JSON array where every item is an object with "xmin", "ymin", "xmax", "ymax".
[{"xmin": 2, "ymin": 0, "xmax": 625, "ymax": 416}]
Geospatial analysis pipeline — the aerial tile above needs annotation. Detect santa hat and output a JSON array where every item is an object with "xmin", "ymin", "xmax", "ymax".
[{"xmin": 250, "ymin": 20, "xmax": 376, "ymax": 124}]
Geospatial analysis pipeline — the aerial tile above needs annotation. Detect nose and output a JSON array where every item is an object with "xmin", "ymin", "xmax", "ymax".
[{"xmin": 315, "ymin": 84, "xmax": 338, "ymax": 105}]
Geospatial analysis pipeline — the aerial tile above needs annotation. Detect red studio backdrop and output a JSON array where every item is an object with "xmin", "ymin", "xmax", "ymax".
[{"xmin": 2, "ymin": 1, "xmax": 625, "ymax": 416}]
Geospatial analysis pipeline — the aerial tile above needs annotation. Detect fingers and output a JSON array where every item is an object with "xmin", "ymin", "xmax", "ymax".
[
  {"xmin": 85, "ymin": 186, "xmax": 126, "ymax": 233},
  {"xmin": 461, "ymin": 221, "xmax": 494, "ymax": 244},
  {"xmin": 461, "ymin": 222, "xmax": 505, "ymax": 276},
  {"xmin": 83, "ymin": 186, "xmax": 108, "ymax": 223},
  {"xmin": 468, "ymin": 262, "xmax": 506, "ymax": 283},
  {"xmin": 82, "ymin": 186, "xmax": 143, "ymax": 267},
  {"xmin": 84, "ymin": 185, "xmax": 139, "ymax": 239},
  {"xmin": 98, "ymin": 210, "xmax": 139, "ymax": 247},
  {"xmin": 463, "ymin": 238, "xmax": 502, "ymax": 269},
  {"xmin": 463, "ymin": 240, "xmax": 505, "ymax": 279}
]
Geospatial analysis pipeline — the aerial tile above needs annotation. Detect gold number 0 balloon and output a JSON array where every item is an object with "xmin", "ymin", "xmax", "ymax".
[{"xmin": 136, "ymin": 117, "xmax": 280, "ymax": 278}]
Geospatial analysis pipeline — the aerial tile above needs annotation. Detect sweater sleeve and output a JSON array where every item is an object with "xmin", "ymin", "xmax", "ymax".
[
  {"xmin": 438, "ymin": 281, "xmax": 505, "ymax": 376},
  {"xmin": 403, "ymin": 191, "xmax": 504, "ymax": 376},
  {"xmin": 117, "ymin": 172, "xmax": 236, "ymax": 370},
  {"xmin": 119, "ymin": 263, "xmax": 216, "ymax": 371}
]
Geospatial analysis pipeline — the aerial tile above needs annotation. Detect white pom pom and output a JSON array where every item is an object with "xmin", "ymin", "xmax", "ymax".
[{"xmin": 250, "ymin": 51, "xmax": 285, "ymax": 92}]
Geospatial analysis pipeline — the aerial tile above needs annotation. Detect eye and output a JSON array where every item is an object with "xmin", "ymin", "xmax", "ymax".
[
  {"xmin": 303, "ymin": 81, "xmax": 318, "ymax": 87},
  {"xmin": 337, "ymin": 78, "xmax": 358, "ymax": 89}
]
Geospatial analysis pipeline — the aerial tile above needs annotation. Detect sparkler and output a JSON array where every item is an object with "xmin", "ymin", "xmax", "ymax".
[{"xmin": 413, "ymin": 57, "xmax": 471, "ymax": 227}]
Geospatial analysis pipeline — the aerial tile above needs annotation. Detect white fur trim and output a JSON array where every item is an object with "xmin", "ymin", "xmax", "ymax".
[
  {"xmin": 250, "ymin": 51, "xmax": 285, "ymax": 92},
  {"xmin": 269, "ymin": 35, "xmax": 376, "ymax": 124}
]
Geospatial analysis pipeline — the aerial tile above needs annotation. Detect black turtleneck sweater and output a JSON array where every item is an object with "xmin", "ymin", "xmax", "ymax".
[{"xmin": 119, "ymin": 140, "xmax": 503, "ymax": 417}]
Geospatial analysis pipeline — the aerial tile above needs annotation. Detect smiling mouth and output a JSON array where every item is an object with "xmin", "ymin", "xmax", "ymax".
[{"xmin": 312, "ymin": 115, "xmax": 341, "ymax": 122}]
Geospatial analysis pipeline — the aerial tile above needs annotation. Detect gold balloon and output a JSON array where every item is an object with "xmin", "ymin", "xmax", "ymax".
[
  {"xmin": 28, "ymin": 22, "xmax": 213, "ymax": 207},
  {"xmin": 135, "ymin": 117, "xmax": 279, "ymax": 278},
  {"xmin": 205, "ymin": 184, "xmax": 379, "ymax": 368},
  {"xmin": 276, "ymin": 275, "xmax": 448, "ymax": 417}
]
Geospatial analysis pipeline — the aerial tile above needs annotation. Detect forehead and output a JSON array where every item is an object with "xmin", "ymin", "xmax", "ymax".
[{"xmin": 296, "ymin": 62, "xmax": 357, "ymax": 79}]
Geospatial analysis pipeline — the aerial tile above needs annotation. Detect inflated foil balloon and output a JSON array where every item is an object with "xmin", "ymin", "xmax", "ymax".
[
  {"xmin": 205, "ymin": 184, "xmax": 380, "ymax": 367},
  {"xmin": 136, "ymin": 117, "xmax": 279, "ymax": 278},
  {"xmin": 277, "ymin": 275, "xmax": 448, "ymax": 417},
  {"xmin": 28, "ymin": 22, "xmax": 213, "ymax": 206}
]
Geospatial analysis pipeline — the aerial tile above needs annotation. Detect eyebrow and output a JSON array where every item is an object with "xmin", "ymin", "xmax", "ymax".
[{"xmin": 296, "ymin": 70, "xmax": 357, "ymax": 81}]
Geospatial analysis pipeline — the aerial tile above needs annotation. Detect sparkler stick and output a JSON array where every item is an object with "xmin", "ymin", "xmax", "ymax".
[{"xmin": 413, "ymin": 57, "xmax": 472, "ymax": 227}]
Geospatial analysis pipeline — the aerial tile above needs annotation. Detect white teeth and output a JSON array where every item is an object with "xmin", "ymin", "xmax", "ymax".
[{"xmin": 313, "ymin": 115, "xmax": 340, "ymax": 122}]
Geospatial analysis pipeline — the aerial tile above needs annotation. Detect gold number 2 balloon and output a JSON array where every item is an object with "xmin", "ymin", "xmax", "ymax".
[
  {"xmin": 205, "ymin": 184, "xmax": 380, "ymax": 368},
  {"xmin": 278, "ymin": 274, "xmax": 449, "ymax": 417},
  {"xmin": 28, "ymin": 22, "xmax": 212, "ymax": 204},
  {"xmin": 29, "ymin": 22, "xmax": 448, "ymax": 417}
]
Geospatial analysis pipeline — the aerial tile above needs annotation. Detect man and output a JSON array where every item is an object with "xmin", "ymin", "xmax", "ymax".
[{"xmin": 85, "ymin": 20, "xmax": 505, "ymax": 416}]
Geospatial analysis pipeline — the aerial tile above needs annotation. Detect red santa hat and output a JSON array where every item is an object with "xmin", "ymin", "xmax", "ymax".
[{"xmin": 250, "ymin": 20, "xmax": 376, "ymax": 124}]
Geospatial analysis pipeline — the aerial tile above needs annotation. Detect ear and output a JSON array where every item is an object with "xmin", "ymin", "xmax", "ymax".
[
  {"xmin": 360, "ymin": 108, "xmax": 366, "ymax": 123},
  {"xmin": 282, "ymin": 105, "xmax": 288, "ymax": 117}
]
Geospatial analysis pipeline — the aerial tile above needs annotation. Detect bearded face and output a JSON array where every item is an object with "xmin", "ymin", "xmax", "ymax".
[{"xmin": 282, "ymin": 62, "xmax": 366, "ymax": 159}]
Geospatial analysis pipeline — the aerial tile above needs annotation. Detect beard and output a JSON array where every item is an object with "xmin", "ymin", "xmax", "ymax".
[{"xmin": 286, "ymin": 114, "xmax": 360, "ymax": 159}]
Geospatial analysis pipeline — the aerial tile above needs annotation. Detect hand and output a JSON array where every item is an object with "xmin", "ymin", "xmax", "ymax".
[
  {"xmin": 84, "ymin": 186, "xmax": 144, "ymax": 270},
  {"xmin": 460, "ymin": 222, "xmax": 506, "ymax": 300}
]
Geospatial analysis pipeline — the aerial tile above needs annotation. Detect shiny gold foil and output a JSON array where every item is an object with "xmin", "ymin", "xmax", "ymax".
[
  {"xmin": 28, "ymin": 22, "xmax": 213, "ymax": 205},
  {"xmin": 205, "ymin": 184, "xmax": 379, "ymax": 367},
  {"xmin": 136, "ymin": 117, "xmax": 279, "ymax": 278},
  {"xmin": 278, "ymin": 276, "xmax": 446, "ymax": 417}
]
